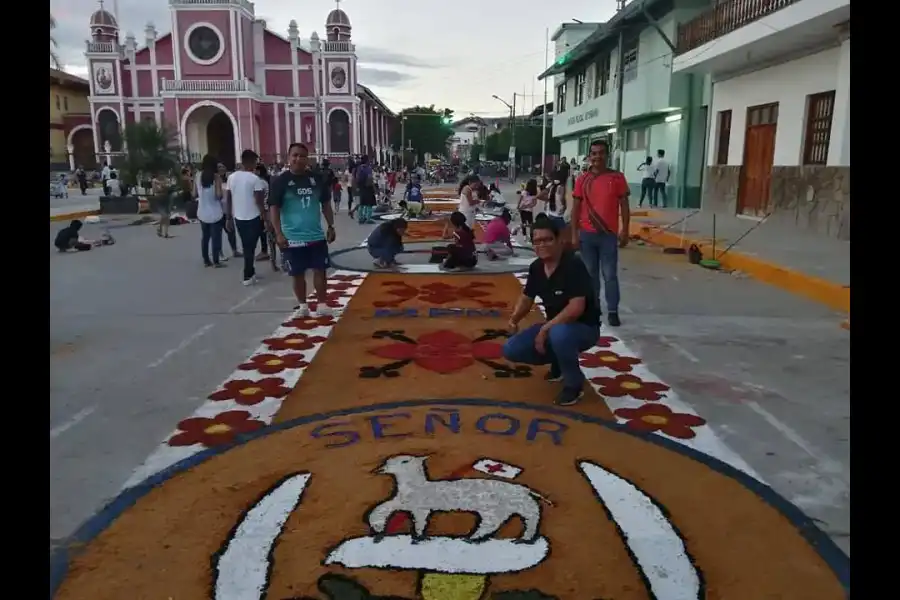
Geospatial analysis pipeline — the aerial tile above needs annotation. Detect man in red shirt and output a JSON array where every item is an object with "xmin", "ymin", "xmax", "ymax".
[{"xmin": 569, "ymin": 139, "xmax": 630, "ymax": 327}]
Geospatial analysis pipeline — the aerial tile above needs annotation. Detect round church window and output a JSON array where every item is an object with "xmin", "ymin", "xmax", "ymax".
[{"xmin": 186, "ymin": 24, "xmax": 223, "ymax": 64}]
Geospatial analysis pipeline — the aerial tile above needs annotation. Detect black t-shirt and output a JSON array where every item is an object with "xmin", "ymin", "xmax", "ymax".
[
  {"xmin": 54, "ymin": 226, "xmax": 79, "ymax": 250},
  {"xmin": 557, "ymin": 162, "xmax": 570, "ymax": 183},
  {"xmin": 524, "ymin": 252, "xmax": 599, "ymax": 327}
]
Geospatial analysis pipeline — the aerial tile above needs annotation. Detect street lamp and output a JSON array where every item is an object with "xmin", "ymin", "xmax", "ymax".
[
  {"xmin": 491, "ymin": 94, "xmax": 517, "ymax": 182},
  {"xmin": 400, "ymin": 115, "xmax": 408, "ymax": 168}
]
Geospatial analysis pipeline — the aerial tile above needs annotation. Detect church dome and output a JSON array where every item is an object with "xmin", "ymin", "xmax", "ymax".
[
  {"xmin": 89, "ymin": 9, "xmax": 118, "ymax": 29},
  {"xmin": 326, "ymin": 8, "xmax": 351, "ymax": 28}
]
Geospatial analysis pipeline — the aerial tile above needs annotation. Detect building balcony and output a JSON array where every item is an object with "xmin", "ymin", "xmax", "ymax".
[
  {"xmin": 673, "ymin": 0, "xmax": 850, "ymax": 75},
  {"xmin": 169, "ymin": 0, "xmax": 254, "ymax": 11},
  {"xmin": 161, "ymin": 78, "xmax": 262, "ymax": 95},
  {"xmin": 85, "ymin": 41, "xmax": 123, "ymax": 55},
  {"xmin": 323, "ymin": 41, "xmax": 355, "ymax": 53}
]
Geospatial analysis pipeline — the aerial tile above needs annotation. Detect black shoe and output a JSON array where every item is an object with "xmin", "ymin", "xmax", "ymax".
[
  {"xmin": 544, "ymin": 369, "xmax": 562, "ymax": 383},
  {"xmin": 607, "ymin": 312, "xmax": 621, "ymax": 327},
  {"xmin": 555, "ymin": 387, "xmax": 583, "ymax": 407}
]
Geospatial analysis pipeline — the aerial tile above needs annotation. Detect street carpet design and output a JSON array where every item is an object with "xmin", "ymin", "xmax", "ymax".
[{"xmin": 51, "ymin": 272, "xmax": 850, "ymax": 599}]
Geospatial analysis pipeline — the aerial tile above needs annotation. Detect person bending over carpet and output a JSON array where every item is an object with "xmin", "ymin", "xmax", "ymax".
[
  {"xmin": 503, "ymin": 216, "xmax": 600, "ymax": 407},
  {"xmin": 367, "ymin": 218, "xmax": 408, "ymax": 269},
  {"xmin": 482, "ymin": 208, "xmax": 515, "ymax": 260},
  {"xmin": 54, "ymin": 220, "xmax": 93, "ymax": 252},
  {"xmin": 438, "ymin": 211, "xmax": 477, "ymax": 271}
]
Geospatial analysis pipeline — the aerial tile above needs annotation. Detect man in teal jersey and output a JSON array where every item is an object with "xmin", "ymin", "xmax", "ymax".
[{"xmin": 269, "ymin": 142, "xmax": 336, "ymax": 317}]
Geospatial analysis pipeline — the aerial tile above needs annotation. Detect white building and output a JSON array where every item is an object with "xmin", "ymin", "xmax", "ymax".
[{"xmin": 673, "ymin": 0, "xmax": 850, "ymax": 239}]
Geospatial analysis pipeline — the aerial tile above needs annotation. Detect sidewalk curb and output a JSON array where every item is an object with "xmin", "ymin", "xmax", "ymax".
[
  {"xmin": 50, "ymin": 210, "xmax": 101, "ymax": 223},
  {"xmin": 630, "ymin": 223, "xmax": 850, "ymax": 314}
]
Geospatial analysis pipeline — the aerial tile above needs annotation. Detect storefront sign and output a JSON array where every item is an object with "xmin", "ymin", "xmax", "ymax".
[{"xmin": 567, "ymin": 108, "xmax": 599, "ymax": 127}]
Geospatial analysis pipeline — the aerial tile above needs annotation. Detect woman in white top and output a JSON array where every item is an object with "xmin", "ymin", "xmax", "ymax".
[
  {"xmin": 516, "ymin": 179, "xmax": 539, "ymax": 240},
  {"xmin": 195, "ymin": 154, "xmax": 226, "ymax": 268},
  {"xmin": 457, "ymin": 175, "xmax": 481, "ymax": 226}
]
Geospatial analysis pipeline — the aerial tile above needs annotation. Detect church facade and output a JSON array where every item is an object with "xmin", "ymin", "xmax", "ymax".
[{"xmin": 66, "ymin": 0, "xmax": 395, "ymax": 169}]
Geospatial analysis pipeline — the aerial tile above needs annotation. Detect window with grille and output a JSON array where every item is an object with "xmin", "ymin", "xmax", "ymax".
[
  {"xmin": 556, "ymin": 82, "xmax": 567, "ymax": 113},
  {"xmin": 622, "ymin": 37, "xmax": 639, "ymax": 84},
  {"xmin": 803, "ymin": 91, "xmax": 835, "ymax": 165},
  {"xmin": 747, "ymin": 103, "xmax": 778, "ymax": 127},
  {"xmin": 715, "ymin": 110, "xmax": 732, "ymax": 165},
  {"xmin": 574, "ymin": 71, "xmax": 587, "ymax": 106},
  {"xmin": 625, "ymin": 128, "xmax": 648, "ymax": 151},
  {"xmin": 594, "ymin": 53, "xmax": 611, "ymax": 97},
  {"xmin": 63, "ymin": 96, "xmax": 69, "ymax": 111},
  {"xmin": 55, "ymin": 95, "xmax": 61, "ymax": 110}
]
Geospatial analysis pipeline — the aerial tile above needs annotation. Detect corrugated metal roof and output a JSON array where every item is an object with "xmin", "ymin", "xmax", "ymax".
[
  {"xmin": 538, "ymin": 0, "xmax": 667, "ymax": 80},
  {"xmin": 50, "ymin": 68, "xmax": 90, "ymax": 88}
]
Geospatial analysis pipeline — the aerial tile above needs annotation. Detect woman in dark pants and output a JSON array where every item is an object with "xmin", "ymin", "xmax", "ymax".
[
  {"xmin": 197, "ymin": 155, "xmax": 226, "ymax": 267},
  {"xmin": 218, "ymin": 163, "xmax": 241, "ymax": 259}
]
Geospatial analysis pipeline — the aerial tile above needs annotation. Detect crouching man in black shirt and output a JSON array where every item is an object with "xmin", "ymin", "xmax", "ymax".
[{"xmin": 503, "ymin": 216, "xmax": 600, "ymax": 406}]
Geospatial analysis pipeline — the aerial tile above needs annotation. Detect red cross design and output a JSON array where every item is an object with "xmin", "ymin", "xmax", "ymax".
[{"xmin": 483, "ymin": 462, "xmax": 506, "ymax": 474}]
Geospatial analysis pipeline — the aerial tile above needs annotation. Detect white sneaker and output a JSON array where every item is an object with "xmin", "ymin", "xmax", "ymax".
[
  {"xmin": 295, "ymin": 303, "xmax": 310, "ymax": 317},
  {"xmin": 312, "ymin": 305, "xmax": 333, "ymax": 317},
  {"xmin": 242, "ymin": 275, "xmax": 257, "ymax": 287}
]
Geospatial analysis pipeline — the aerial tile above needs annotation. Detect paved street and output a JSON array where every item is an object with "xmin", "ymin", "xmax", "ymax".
[{"xmin": 49, "ymin": 205, "xmax": 849, "ymax": 556}]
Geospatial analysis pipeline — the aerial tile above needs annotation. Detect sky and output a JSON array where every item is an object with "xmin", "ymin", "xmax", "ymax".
[{"xmin": 50, "ymin": 0, "xmax": 623, "ymax": 118}]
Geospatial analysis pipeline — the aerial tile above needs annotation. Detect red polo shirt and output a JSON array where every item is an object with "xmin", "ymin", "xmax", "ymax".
[{"xmin": 574, "ymin": 170, "xmax": 629, "ymax": 234}]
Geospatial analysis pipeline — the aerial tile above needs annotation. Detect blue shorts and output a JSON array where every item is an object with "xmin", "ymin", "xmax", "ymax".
[{"xmin": 282, "ymin": 241, "xmax": 330, "ymax": 276}]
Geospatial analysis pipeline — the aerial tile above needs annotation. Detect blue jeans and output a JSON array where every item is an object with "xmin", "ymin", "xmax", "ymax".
[
  {"xmin": 579, "ymin": 230, "xmax": 620, "ymax": 313},
  {"xmin": 503, "ymin": 322, "xmax": 599, "ymax": 390},
  {"xmin": 200, "ymin": 218, "xmax": 224, "ymax": 265},
  {"xmin": 368, "ymin": 244, "xmax": 401, "ymax": 264}
]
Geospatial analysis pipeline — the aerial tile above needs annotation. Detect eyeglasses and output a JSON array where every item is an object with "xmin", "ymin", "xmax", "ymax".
[{"xmin": 532, "ymin": 236, "xmax": 556, "ymax": 246}]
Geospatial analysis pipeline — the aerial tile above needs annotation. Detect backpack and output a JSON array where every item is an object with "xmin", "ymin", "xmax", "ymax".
[{"xmin": 408, "ymin": 185, "xmax": 422, "ymax": 202}]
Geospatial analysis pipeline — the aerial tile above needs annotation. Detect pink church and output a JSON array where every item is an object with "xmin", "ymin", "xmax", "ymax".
[{"xmin": 69, "ymin": 0, "xmax": 396, "ymax": 170}]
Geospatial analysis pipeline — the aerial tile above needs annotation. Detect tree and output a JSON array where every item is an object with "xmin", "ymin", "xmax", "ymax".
[
  {"xmin": 50, "ymin": 13, "xmax": 61, "ymax": 69},
  {"xmin": 120, "ymin": 121, "xmax": 181, "ymax": 188},
  {"xmin": 484, "ymin": 124, "xmax": 559, "ymax": 163},
  {"xmin": 389, "ymin": 105, "xmax": 455, "ymax": 164}
]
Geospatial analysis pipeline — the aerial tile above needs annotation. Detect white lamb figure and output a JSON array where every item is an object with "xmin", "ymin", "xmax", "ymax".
[{"xmin": 368, "ymin": 455, "xmax": 543, "ymax": 543}]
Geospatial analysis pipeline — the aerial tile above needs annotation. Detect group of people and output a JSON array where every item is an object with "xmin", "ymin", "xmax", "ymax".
[
  {"xmin": 501, "ymin": 138, "xmax": 631, "ymax": 407},
  {"xmin": 189, "ymin": 144, "xmax": 336, "ymax": 317}
]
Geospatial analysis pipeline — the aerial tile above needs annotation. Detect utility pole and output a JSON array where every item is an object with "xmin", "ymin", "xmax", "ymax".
[
  {"xmin": 400, "ymin": 115, "xmax": 406, "ymax": 168},
  {"xmin": 510, "ymin": 92, "xmax": 517, "ymax": 183},
  {"xmin": 613, "ymin": 28, "xmax": 625, "ymax": 171},
  {"xmin": 540, "ymin": 26, "xmax": 549, "ymax": 178}
]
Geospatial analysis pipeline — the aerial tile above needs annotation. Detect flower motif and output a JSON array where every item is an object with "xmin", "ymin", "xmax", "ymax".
[
  {"xmin": 595, "ymin": 336, "xmax": 619, "ymax": 348},
  {"xmin": 374, "ymin": 281, "xmax": 507, "ymax": 309},
  {"xmin": 369, "ymin": 329, "xmax": 503, "ymax": 374},
  {"xmin": 237, "ymin": 353, "xmax": 309, "ymax": 375},
  {"xmin": 208, "ymin": 377, "xmax": 291, "ymax": 405},
  {"xmin": 327, "ymin": 281, "xmax": 356, "ymax": 292},
  {"xmin": 590, "ymin": 373, "xmax": 670, "ymax": 401},
  {"xmin": 168, "ymin": 410, "xmax": 266, "ymax": 447},
  {"xmin": 283, "ymin": 315, "xmax": 336, "ymax": 329},
  {"xmin": 263, "ymin": 332, "xmax": 327, "ymax": 351},
  {"xmin": 614, "ymin": 403, "xmax": 707, "ymax": 439},
  {"xmin": 579, "ymin": 350, "xmax": 642, "ymax": 372}
]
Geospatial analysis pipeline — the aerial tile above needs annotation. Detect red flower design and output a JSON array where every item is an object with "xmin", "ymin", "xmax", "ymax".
[
  {"xmin": 329, "ymin": 274, "xmax": 364, "ymax": 282},
  {"xmin": 590, "ymin": 373, "xmax": 670, "ymax": 401},
  {"xmin": 263, "ymin": 332, "xmax": 327, "ymax": 351},
  {"xmin": 283, "ymin": 315, "xmax": 336, "ymax": 329},
  {"xmin": 580, "ymin": 350, "xmax": 642, "ymax": 372},
  {"xmin": 370, "ymin": 330, "xmax": 503, "ymax": 374},
  {"xmin": 237, "ymin": 353, "xmax": 309, "ymax": 375},
  {"xmin": 208, "ymin": 377, "xmax": 291, "ymax": 405},
  {"xmin": 327, "ymin": 282, "xmax": 356, "ymax": 292},
  {"xmin": 168, "ymin": 410, "xmax": 266, "ymax": 447},
  {"xmin": 595, "ymin": 336, "xmax": 619, "ymax": 348},
  {"xmin": 374, "ymin": 281, "xmax": 507, "ymax": 309},
  {"xmin": 614, "ymin": 403, "xmax": 707, "ymax": 439}
]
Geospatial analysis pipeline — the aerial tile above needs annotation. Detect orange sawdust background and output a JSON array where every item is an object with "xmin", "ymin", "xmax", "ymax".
[
  {"xmin": 274, "ymin": 273, "xmax": 614, "ymax": 422},
  {"xmin": 53, "ymin": 404, "xmax": 845, "ymax": 600},
  {"xmin": 402, "ymin": 219, "xmax": 485, "ymax": 242}
]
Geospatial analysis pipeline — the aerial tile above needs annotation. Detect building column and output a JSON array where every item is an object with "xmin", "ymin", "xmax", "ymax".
[{"xmin": 827, "ymin": 25, "xmax": 850, "ymax": 166}]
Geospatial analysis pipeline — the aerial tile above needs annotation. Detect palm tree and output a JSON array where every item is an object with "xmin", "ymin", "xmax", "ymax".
[
  {"xmin": 121, "ymin": 121, "xmax": 182, "ymax": 193},
  {"xmin": 50, "ymin": 12, "xmax": 61, "ymax": 69}
]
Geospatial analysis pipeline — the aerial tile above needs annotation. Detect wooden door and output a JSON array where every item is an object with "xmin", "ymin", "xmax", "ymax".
[{"xmin": 737, "ymin": 103, "xmax": 778, "ymax": 217}]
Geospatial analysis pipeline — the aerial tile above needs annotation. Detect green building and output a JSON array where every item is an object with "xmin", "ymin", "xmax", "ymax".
[{"xmin": 540, "ymin": 0, "xmax": 712, "ymax": 208}]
